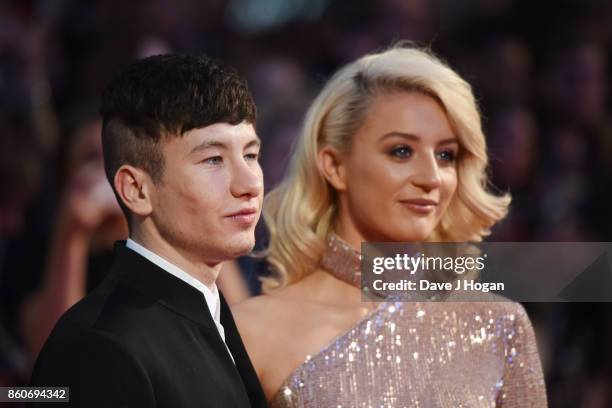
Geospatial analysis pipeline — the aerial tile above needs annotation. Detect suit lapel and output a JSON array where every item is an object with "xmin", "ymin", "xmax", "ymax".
[
  {"xmin": 109, "ymin": 242, "xmax": 217, "ymax": 331},
  {"xmin": 220, "ymin": 292, "xmax": 268, "ymax": 407}
]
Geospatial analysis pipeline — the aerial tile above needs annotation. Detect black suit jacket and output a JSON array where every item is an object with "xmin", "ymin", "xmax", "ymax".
[{"xmin": 29, "ymin": 242, "xmax": 267, "ymax": 408}]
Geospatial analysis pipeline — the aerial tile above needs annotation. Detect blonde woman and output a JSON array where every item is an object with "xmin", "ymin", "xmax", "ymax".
[{"xmin": 233, "ymin": 46, "xmax": 547, "ymax": 407}]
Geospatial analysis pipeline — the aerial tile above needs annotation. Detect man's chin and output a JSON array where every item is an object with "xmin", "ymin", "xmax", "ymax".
[{"xmin": 223, "ymin": 233, "xmax": 256, "ymax": 258}]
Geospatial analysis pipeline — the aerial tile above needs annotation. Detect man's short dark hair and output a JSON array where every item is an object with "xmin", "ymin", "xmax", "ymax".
[{"xmin": 100, "ymin": 54, "xmax": 256, "ymax": 221}]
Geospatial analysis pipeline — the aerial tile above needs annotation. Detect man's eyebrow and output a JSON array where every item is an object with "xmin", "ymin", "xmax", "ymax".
[
  {"xmin": 245, "ymin": 138, "xmax": 262, "ymax": 149},
  {"xmin": 190, "ymin": 137, "xmax": 262, "ymax": 154},
  {"xmin": 379, "ymin": 132, "xmax": 458, "ymax": 145},
  {"xmin": 190, "ymin": 140, "xmax": 226, "ymax": 154}
]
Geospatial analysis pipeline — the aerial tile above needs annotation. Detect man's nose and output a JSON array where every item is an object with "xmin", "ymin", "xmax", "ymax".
[{"xmin": 230, "ymin": 158, "xmax": 263, "ymax": 199}]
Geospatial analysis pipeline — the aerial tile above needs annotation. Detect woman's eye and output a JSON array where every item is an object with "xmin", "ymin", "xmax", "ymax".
[
  {"xmin": 390, "ymin": 145, "xmax": 413, "ymax": 159},
  {"xmin": 204, "ymin": 156, "xmax": 223, "ymax": 165},
  {"xmin": 436, "ymin": 150, "xmax": 456, "ymax": 162},
  {"xmin": 245, "ymin": 153, "xmax": 259, "ymax": 161}
]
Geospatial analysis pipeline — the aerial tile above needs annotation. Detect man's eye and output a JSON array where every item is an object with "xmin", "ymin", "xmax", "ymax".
[
  {"xmin": 204, "ymin": 156, "xmax": 223, "ymax": 165},
  {"xmin": 390, "ymin": 145, "xmax": 413, "ymax": 159},
  {"xmin": 436, "ymin": 150, "xmax": 456, "ymax": 162}
]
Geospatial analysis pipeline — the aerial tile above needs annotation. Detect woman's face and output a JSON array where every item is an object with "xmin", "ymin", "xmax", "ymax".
[{"xmin": 327, "ymin": 91, "xmax": 459, "ymax": 245}]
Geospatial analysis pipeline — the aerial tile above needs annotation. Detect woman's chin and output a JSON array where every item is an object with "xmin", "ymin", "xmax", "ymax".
[
  {"xmin": 387, "ymin": 228, "xmax": 433, "ymax": 243},
  {"xmin": 360, "ymin": 223, "xmax": 436, "ymax": 243}
]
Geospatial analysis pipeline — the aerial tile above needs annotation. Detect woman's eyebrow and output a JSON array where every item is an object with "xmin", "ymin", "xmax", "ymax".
[
  {"xmin": 438, "ymin": 138, "xmax": 459, "ymax": 146},
  {"xmin": 379, "ymin": 132, "xmax": 458, "ymax": 145},
  {"xmin": 379, "ymin": 131, "xmax": 419, "ymax": 142}
]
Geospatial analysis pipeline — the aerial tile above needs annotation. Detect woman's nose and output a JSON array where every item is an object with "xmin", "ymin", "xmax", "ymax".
[{"xmin": 411, "ymin": 154, "xmax": 441, "ymax": 192}]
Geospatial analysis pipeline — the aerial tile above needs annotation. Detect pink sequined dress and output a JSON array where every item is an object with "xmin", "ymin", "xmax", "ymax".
[{"xmin": 269, "ymin": 236, "xmax": 548, "ymax": 407}]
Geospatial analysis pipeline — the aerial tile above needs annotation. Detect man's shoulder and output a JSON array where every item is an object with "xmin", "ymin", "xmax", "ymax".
[
  {"xmin": 31, "ymin": 311, "xmax": 156, "ymax": 405},
  {"xmin": 42, "ymin": 277, "xmax": 168, "ymax": 356},
  {"xmin": 32, "ymin": 279, "xmax": 162, "ymax": 382},
  {"xmin": 31, "ymin": 308, "xmax": 146, "ymax": 387}
]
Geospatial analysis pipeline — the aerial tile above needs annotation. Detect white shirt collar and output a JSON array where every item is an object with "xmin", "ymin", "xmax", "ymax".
[{"xmin": 125, "ymin": 238, "xmax": 221, "ymax": 330}]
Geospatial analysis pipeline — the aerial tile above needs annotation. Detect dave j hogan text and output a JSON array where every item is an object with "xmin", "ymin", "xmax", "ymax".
[{"xmin": 372, "ymin": 279, "xmax": 505, "ymax": 293}]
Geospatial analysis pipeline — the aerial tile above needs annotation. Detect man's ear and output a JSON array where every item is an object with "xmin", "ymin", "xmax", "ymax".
[
  {"xmin": 113, "ymin": 165, "xmax": 154, "ymax": 217},
  {"xmin": 317, "ymin": 146, "xmax": 347, "ymax": 192}
]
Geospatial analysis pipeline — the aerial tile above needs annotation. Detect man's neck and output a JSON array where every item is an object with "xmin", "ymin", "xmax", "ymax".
[{"xmin": 129, "ymin": 229, "xmax": 221, "ymax": 292}]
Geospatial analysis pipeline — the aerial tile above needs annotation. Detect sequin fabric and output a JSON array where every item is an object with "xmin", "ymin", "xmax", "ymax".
[{"xmin": 270, "ymin": 236, "xmax": 548, "ymax": 407}]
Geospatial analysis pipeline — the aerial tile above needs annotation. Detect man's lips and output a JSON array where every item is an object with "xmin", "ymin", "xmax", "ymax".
[
  {"xmin": 225, "ymin": 207, "xmax": 258, "ymax": 226},
  {"xmin": 225, "ymin": 208, "xmax": 257, "ymax": 217}
]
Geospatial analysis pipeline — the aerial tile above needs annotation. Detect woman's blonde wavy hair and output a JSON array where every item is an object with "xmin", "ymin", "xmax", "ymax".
[{"xmin": 260, "ymin": 45, "xmax": 511, "ymax": 292}]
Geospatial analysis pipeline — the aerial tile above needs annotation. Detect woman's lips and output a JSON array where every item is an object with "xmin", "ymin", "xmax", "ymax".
[{"xmin": 399, "ymin": 198, "xmax": 438, "ymax": 215}]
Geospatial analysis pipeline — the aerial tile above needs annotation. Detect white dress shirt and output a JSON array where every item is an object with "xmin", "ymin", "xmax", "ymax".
[{"xmin": 125, "ymin": 238, "xmax": 234, "ymax": 363}]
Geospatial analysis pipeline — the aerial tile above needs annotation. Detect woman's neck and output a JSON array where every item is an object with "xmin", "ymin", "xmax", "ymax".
[
  {"xmin": 275, "ymin": 269, "xmax": 363, "ymax": 308},
  {"xmin": 333, "ymin": 218, "xmax": 364, "ymax": 252}
]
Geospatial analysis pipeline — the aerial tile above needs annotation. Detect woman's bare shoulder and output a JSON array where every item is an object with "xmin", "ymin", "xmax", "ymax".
[
  {"xmin": 231, "ymin": 293, "xmax": 274, "ymax": 316},
  {"xmin": 230, "ymin": 289, "xmax": 305, "ymax": 336}
]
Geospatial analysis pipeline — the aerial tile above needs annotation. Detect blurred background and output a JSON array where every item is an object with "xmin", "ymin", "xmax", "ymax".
[{"xmin": 0, "ymin": 0, "xmax": 611, "ymax": 406}]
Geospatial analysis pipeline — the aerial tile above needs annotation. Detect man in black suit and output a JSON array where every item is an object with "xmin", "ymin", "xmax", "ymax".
[{"xmin": 30, "ymin": 54, "xmax": 267, "ymax": 407}]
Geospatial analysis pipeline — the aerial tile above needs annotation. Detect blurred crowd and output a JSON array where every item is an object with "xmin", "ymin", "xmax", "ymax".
[{"xmin": 0, "ymin": 0, "xmax": 611, "ymax": 406}]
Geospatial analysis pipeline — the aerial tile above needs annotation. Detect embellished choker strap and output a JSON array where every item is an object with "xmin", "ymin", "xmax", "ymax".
[{"xmin": 321, "ymin": 234, "xmax": 362, "ymax": 288}]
